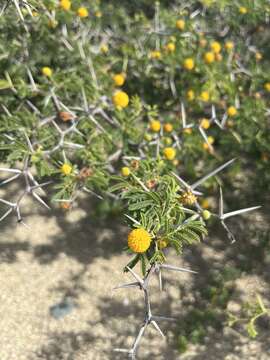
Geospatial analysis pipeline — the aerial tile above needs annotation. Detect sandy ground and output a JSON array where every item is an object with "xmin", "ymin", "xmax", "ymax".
[{"xmin": 0, "ymin": 181, "xmax": 269, "ymax": 360}]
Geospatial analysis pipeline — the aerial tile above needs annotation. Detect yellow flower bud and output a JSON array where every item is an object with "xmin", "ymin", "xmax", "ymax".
[
  {"xmin": 112, "ymin": 91, "xmax": 129, "ymax": 109},
  {"xmin": 163, "ymin": 147, "xmax": 176, "ymax": 160},
  {"xmin": 183, "ymin": 58, "xmax": 195, "ymax": 70}
]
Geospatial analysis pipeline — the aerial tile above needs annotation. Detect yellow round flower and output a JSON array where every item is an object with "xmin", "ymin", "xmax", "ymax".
[
  {"xmin": 113, "ymin": 73, "xmax": 125, "ymax": 87},
  {"xmin": 239, "ymin": 6, "xmax": 248, "ymax": 14},
  {"xmin": 61, "ymin": 163, "xmax": 72, "ymax": 175},
  {"xmin": 150, "ymin": 120, "xmax": 161, "ymax": 132},
  {"xmin": 204, "ymin": 51, "xmax": 215, "ymax": 64},
  {"xmin": 164, "ymin": 123, "xmax": 173, "ymax": 133},
  {"xmin": 60, "ymin": 0, "xmax": 71, "ymax": 11},
  {"xmin": 187, "ymin": 89, "xmax": 195, "ymax": 101},
  {"xmin": 264, "ymin": 82, "xmax": 270, "ymax": 92},
  {"xmin": 210, "ymin": 41, "xmax": 221, "ymax": 54},
  {"xmin": 200, "ymin": 118, "xmax": 210, "ymax": 130},
  {"xmin": 163, "ymin": 147, "xmax": 176, "ymax": 160},
  {"xmin": 227, "ymin": 106, "xmax": 237, "ymax": 117},
  {"xmin": 180, "ymin": 191, "xmax": 197, "ymax": 205},
  {"xmin": 199, "ymin": 91, "xmax": 210, "ymax": 102},
  {"xmin": 42, "ymin": 67, "xmax": 52, "ymax": 77},
  {"xmin": 128, "ymin": 228, "xmax": 151, "ymax": 253},
  {"xmin": 121, "ymin": 167, "xmax": 130, "ymax": 177},
  {"xmin": 112, "ymin": 91, "xmax": 129, "ymax": 109},
  {"xmin": 150, "ymin": 50, "xmax": 161, "ymax": 59},
  {"xmin": 225, "ymin": 41, "xmax": 234, "ymax": 51},
  {"xmin": 166, "ymin": 42, "xmax": 176, "ymax": 53},
  {"xmin": 77, "ymin": 7, "xmax": 88, "ymax": 18},
  {"xmin": 100, "ymin": 44, "xmax": 109, "ymax": 54},
  {"xmin": 176, "ymin": 19, "xmax": 185, "ymax": 30},
  {"xmin": 183, "ymin": 58, "xmax": 195, "ymax": 70}
]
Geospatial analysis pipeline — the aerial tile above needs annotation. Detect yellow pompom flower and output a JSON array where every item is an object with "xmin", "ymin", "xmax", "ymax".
[
  {"xmin": 204, "ymin": 51, "xmax": 215, "ymax": 64},
  {"xmin": 42, "ymin": 67, "xmax": 53, "ymax": 77},
  {"xmin": 150, "ymin": 120, "xmax": 161, "ymax": 132},
  {"xmin": 121, "ymin": 167, "xmax": 130, "ymax": 177},
  {"xmin": 264, "ymin": 82, "xmax": 270, "ymax": 92},
  {"xmin": 61, "ymin": 163, "xmax": 72, "ymax": 175},
  {"xmin": 100, "ymin": 44, "xmax": 109, "ymax": 54},
  {"xmin": 113, "ymin": 73, "xmax": 125, "ymax": 87},
  {"xmin": 176, "ymin": 19, "xmax": 185, "ymax": 30},
  {"xmin": 112, "ymin": 91, "xmax": 129, "ymax": 109},
  {"xmin": 210, "ymin": 41, "xmax": 221, "ymax": 54},
  {"xmin": 180, "ymin": 191, "xmax": 197, "ymax": 205},
  {"xmin": 227, "ymin": 106, "xmax": 237, "ymax": 117},
  {"xmin": 163, "ymin": 147, "xmax": 176, "ymax": 161},
  {"xmin": 187, "ymin": 89, "xmax": 195, "ymax": 101},
  {"xmin": 199, "ymin": 91, "xmax": 210, "ymax": 102},
  {"xmin": 166, "ymin": 42, "xmax": 176, "ymax": 53},
  {"xmin": 128, "ymin": 228, "xmax": 151, "ymax": 253},
  {"xmin": 183, "ymin": 58, "xmax": 195, "ymax": 70},
  {"xmin": 150, "ymin": 50, "xmax": 161, "ymax": 59},
  {"xmin": 200, "ymin": 118, "xmax": 211, "ymax": 130},
  {"xmin": 77, "ymin": 7, "xmax": 88, "ymax": 18},
  {"xmin": 164, "ymin": 123, "xmax": 173, "ymax": 133},
  {"xmin": 225, "ymin": 41, "xmax": 234, "ymax": 51},
  {"xmin": 239, "ymin": 6, "xmax": 248, "ymax": 14},
  {"xmin": 60, "ymin": 0, "xmax": 71, "ymax": 11}
]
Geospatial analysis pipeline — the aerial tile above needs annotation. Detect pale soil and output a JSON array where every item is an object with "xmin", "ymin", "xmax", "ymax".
[{"xmin": 0, "ymin": 182, "xmax": 269, "ymax": 360}]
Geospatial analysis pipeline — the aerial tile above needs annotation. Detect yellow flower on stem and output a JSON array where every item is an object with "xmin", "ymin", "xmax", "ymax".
[
  {"xmin": 112, "ymin": 91, "xmax": 129, "ymax": 109},
  {"xmin": 227, "ymin": 106, "xmax": 237, "ymax": 117},
  {"xmin": 183, "ymin": 58, "xmax": 195, "ymax": 70},
  {"xmin": 166, "ymin": 42, "xmax": 176, "ymax": 53},
  {"xmin": 200, "ymin": 118, "xmax": 210, "ymax": 130},
  {"xmin": 113, "ymin": 73, "xmax": 125, "ymax": 87},
  {"xmin": 164, "ymin": 123, "xmax": 173, "ymax": 133},
  {"xmin": 199, "ymin": 91, "xmax": 210, "ymax": 102},
  {"xmin": 100, "ymin": 44, "xmax": 109, "ymax": 54},
  {"xmin": 150, "ymin": 50, "xmax": 161, "ymax": 59},
  {"xmin": 186, "ymin": 89, "xmax": 195, "ymax": 101},
  {"xmin": 210, "ymin": 41, "xmax": 221, "ymax": 54},
  {"xmin": 239, "ymin": 6, "xmax": 248, "ymax": 14},
  {"xmin": 61, "ymin": 163, "xmax": 72, "ymax": 175},
  {"xmin": 77, "ymin": 7, "xmax": 88, "ymax": 18},
  {"xmin": 163, "ymin": 147, "xmax": 176, "ymax": 161},
  {"xmin": 128, "ymin": 228, "xmax": 151, "ymax": 253},
  {"xmin": 225, "ymin": 41, "xmax": 234, "ymax": 51},
  {"xmin": 176, "ymin": 19, "xmax": 185, "ymax": 30},
  {"xmin": 60, "ymin": 0, "xmax": 71, "ymax": 11},
  {"xmin": 121, "ymin": 167, "xmax": 130, "ymax": 177},
  {"xmin": 42, "ymin": 67, "xmax": 53, "ymax": 77},
  {"xmin": 150, "ymin": 120, "xmax": 161, "ymax": 132},
  {"xmin": 204, "ymin": 51, "xmax": 215, "ymax": 64}
]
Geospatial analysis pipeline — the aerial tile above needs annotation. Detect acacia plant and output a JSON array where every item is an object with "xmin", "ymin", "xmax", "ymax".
[{"xmin": 0, "ymin": 0, "xmax": 267, "ymax": 358}]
